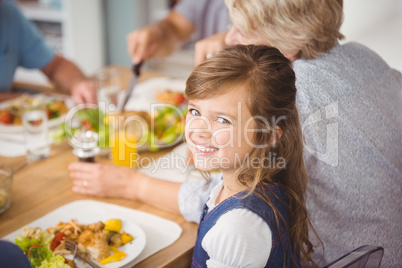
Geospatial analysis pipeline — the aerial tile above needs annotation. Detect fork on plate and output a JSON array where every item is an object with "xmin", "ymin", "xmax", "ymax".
[{"xmin": 64, "ymin": 238, "xmax": 101, "ymax": 268}]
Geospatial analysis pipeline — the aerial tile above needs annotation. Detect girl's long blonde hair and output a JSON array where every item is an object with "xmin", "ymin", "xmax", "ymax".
[{"xmin": 186, "ymin": 45, "xmax": 318, "ymax": 266}]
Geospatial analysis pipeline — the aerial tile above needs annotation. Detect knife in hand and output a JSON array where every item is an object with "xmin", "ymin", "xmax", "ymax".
[{"xmin": 116, "ymin": 62, "xmax": 143, "ymax": 113}]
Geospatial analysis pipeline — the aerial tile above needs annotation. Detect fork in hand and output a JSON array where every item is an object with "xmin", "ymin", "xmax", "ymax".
[{"xmin": 64, "ymin": 238, "xmax": 101, "ymax": 268}]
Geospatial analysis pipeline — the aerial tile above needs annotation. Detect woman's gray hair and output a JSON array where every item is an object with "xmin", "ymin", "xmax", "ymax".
[{"xmin": 225, "ymin": 0, "xmax": 344, "ymax": 59}]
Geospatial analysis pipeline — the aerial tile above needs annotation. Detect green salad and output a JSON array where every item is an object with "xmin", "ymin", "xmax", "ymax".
[
  {"xmin": 51, "ymin": 108, "xmax": 110, "ymax": 148},
  {"xmin": 15, "ymin": 227, "xmax": 70, "ymax": 268},
  {"xmin": 51, "ymin": 104, "xmax": 187, "ymax": 151}
]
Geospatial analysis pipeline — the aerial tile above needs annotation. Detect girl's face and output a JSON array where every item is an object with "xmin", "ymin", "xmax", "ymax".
[{"xmin": 185, "ymin": 86, "xmax": 256, "ymax": 174}]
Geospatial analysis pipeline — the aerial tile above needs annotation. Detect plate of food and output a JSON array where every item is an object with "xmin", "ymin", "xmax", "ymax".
[
  {"xmin": 124, "ymin": 76, "xmax": 186, "ymax": 112},
  {"xmin": 52, "ymin": 77, "xmax": 188, "ymax": 152},
  {"xmin": 120, "ymin": 77, "xmax": 188, "ymax": 151},
  {"xmin": 0, "ymin": 93, "xmax": 73, "ymax": 133},
  {"xmin": 2, "ymin": 201, "xmax": 146, "ymax": 268}
]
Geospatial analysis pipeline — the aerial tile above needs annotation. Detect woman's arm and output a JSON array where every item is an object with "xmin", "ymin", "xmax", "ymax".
[{"xmin": 68, "ymin": 162, "xmax": 182, "ymax": 214}]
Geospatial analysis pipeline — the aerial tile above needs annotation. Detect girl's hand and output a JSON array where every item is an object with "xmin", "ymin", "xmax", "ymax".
[{"xmin": 68, "ymin": 162, "xmax": 139, "ymax": 200}]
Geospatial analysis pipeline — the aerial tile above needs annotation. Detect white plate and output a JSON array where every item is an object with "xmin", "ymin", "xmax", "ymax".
[
  {"xmin": 0, "ymin": 94, "xmax": 74, "ymax": 133},
  {"xmin": 2, "ymin": 200, "xmax": 147, "ymax": 268},
  {"xmin": 122, "ymin": 77, "xmax": 187, "ymax": 152},
  {"xmin": 123, "ymin": 77, "xmax": 186, "ymax": 112}
]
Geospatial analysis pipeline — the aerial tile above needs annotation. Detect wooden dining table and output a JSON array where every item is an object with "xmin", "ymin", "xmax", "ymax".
[{"xmin": 0, "ymin": 68, "xmax": 198, "ymax": 267}]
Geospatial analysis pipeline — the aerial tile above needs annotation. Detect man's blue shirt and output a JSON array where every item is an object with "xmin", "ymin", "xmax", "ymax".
[{"xmin": 0, "ymin": 1, "xmax": 54, "ymax": 90}]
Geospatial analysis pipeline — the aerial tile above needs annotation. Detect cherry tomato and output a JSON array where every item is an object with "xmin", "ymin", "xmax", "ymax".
[
  {"xmin": 50, "ymin": 232, "xmax": 66, "ymax": 251},
  {"xmin": 31, "ymin": 119, "xmax": 43, "ymax": 126},
  {"xmin": 0, "ymin": 112, "xmax": 13, "ymax": 125},
  {"xmin": 54, "ymin": 231, "xmax": 66, "ymax": 242},
  {"xmin": 81, "ymin": 119, "xmax": 92, "ymax": 131},
  {"xmin": 50, "ymin": 240, "xmax": 58, "ymax": 251},
  {"xmin": 174, "ymin": 95, "xmax": 185, "ymax": 105}
]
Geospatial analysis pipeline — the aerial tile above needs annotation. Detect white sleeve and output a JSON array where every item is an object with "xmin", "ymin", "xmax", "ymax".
[
  {"xmin": 178, "ymin": 174, "xmax": 221, "ymax": 223},
  {"xmin": 202, "ymin": 208, "xmax": 272, "ymax": 268}
]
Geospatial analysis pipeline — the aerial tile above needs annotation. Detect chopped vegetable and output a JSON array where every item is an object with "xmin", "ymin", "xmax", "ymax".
[
  {"xmin": 15, "ymin": 228, "xmax": 54, "ymax": 254},
  {"xmin": 50, "ymin": 232, "xmax": 65, "ymax": 251},
  {"xmin": 51, "ymin": 108, "xmax": 110, "ymax": 148},
  {"xmin": 36, "ymin": 254, "xmax": 70, "ymax": 268},
  {"xmin": 100, "ymin": 245, "xmax": 127, "ymax": 264},
  {"xmin": 0, "ymin": 94, "xmax": 68, "ymax": 126},
  {"xmin": 28, "ymin": 246, "xmax": 54, "ymax": 267},
  {"xmin": 26, "ymin": 245, "xmax": 69, "ymax": 268},
  {"xmin": 28, "ymin": 244, "xmax": 43, "ymax": 257},
  {"xmin": 121, "ymin": 231, "xmax": 134, "ymax": 244},
  {"xmin": 15, "ymin": 218, "xmax": 133, "ymax": 267},
  {"xmin": 14, "ymin": 227, "xmax": 70, "ymax": 268},
  {"xmin": 104, "ymin": 219, "xmax": 122, "ymax": 232}
]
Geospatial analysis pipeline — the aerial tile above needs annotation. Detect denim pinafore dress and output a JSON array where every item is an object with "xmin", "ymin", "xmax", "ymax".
[{"xmin": 191, "ymin": 185, "xmax": 299, "ymax": 268}]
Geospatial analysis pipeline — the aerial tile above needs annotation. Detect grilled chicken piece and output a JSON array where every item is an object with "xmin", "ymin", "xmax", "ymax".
[{"xmin": 77, "ymin": 229, "xmax": 110, "ymax": 262}]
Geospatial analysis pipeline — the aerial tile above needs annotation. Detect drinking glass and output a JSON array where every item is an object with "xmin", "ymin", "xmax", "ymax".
[
  {"xmin": 22, "ymin": 99, "xmax": 50, "ymax": 161},
  {"xmin": 96, "ymin": 67, "xmax": 121, "ymax": 114},
  {"xmin": 107, "ymin": 113, "xmax": 148, "ymax": 168},
  {"xmin": 0, "ymin": 162, "xmax": 13, "ymax": 214}
]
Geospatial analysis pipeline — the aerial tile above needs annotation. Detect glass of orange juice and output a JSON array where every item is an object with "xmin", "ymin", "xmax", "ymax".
[
  {"xmin": 108, "ymin": 115, "xmax": 137, "ymax": 167},
  {"xmin": 107, "ymin": 112, "xmax": 149, "ymax": 167}
]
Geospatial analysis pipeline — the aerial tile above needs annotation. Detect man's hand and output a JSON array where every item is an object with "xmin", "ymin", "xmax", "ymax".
[
  {"xmin": 42, "ymin": 55, "xmax": 96, "ymax": 103},
  {"xmin": 194, "ymin": 32, "xmax": 228, "ymax": 66}
]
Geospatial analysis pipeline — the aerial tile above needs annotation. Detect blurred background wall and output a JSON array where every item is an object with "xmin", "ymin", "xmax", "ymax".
[
  {"xmin": 104, "ymin": 0, "xmax": 170, "ymax": 67},
  {"xmin": 341, "ymin": 0, "xmax": 402, "ymax": 71}
]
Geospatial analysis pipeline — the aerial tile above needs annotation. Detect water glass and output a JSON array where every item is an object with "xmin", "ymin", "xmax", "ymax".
[
  {"xmin": 96, "ymin": 67, "xmax": 121, "ymax": 114},
  {"xmin": 0, "ymin": 162, "xmax": 13, "ymax": 214},
  {"xmin": 22, "ymin": 100, "xmax": 50, "ymax": 161}
]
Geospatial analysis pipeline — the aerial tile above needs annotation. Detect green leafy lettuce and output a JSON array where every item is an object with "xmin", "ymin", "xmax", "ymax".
[{"xmin": 50, "ymin": 108, "xmax": 109, "ymax": 148}]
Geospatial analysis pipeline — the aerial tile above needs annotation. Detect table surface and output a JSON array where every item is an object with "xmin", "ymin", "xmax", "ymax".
[{"xmin": 0, "ymin": 69, "xmax": 198, "ymax": 268}]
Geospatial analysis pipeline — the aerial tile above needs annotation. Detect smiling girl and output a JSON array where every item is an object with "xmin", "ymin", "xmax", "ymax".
[{"xmin": 185, "ymin": 45, "xmax": 317, "ymax": 267}]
